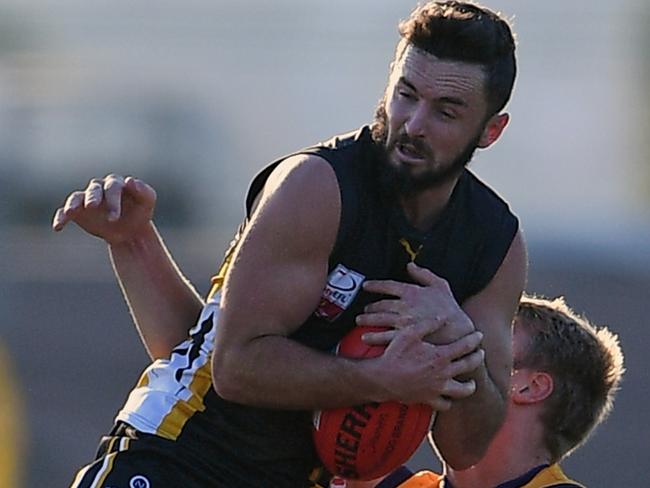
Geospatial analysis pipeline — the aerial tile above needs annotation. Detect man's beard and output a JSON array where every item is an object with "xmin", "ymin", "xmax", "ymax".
[{"xmin": 372, "ymin": 99, "xmax": 481, "ymax": 198}]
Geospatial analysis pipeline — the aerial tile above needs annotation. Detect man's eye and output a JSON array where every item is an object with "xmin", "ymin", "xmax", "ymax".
[{"xmin": 398, "ymin": 90, "xmax": 415, "ymax": 100}]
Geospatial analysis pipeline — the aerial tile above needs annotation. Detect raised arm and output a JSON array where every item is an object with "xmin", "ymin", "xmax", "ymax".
[
  {"xmin": 211, "ymin": 154, "xmax": 483, "ymax": 410},
  {"xmin": 52, "ymin": 175, "xmax": 204, "ymax": 359}
]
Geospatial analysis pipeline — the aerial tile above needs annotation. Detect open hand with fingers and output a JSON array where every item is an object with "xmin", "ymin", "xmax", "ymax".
[
  {"xmin": 357, "ymin": 261, "xmax": 476, "ymax": 346},
  {"xmin": 52, "ymin": 174, "xmax": 156, "ymax": 245},
  {"xmin": 366, "ymin": 326, "xmax": 485, "ymax": 410}
]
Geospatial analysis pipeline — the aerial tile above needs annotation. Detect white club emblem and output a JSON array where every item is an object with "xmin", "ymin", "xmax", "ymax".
[{"xmin": 130, "ymin": 475, "xmax": 151, "ymax": 488}]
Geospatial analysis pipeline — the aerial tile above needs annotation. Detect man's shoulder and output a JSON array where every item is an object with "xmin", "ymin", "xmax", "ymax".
[
  {"xmin": 522, "ymin": 464, "xmax": 585, "ymax": 488},
  {"xmin": 310, "ymin": 125, "xmax": 373, "ymax": 152},
  {"xmin": 458, "ymin": 168, "xmax": 518, "ymax": 231},
  {"xmin": 461, "ymin": 169, "xmax": 512, "ymax": 210},
  {"xmin": 243, "ymin": 125, "xmax": 376, "ymax": 223}
]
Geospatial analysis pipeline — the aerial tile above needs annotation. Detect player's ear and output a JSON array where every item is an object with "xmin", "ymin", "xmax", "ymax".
[
  {"xmin": 478, "ymin": 113, "xmax": 509, "ymax": 149},
  {"xmin": 511, "ymin": 370, "xmax": 553, "ymax": 405}
]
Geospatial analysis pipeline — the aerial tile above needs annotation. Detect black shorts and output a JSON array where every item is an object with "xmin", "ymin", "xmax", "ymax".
[
  {"xmin": 70, "ymin": 422, "xmax": 333, "ymax": 488},
  {"xmin": 69, "ymin": 422, "xmax": 214, "ymax": 488}
]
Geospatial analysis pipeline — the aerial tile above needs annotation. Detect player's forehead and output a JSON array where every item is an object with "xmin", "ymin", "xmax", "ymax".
[{"xmin": 390, "ymin": 44, "xmax": 487, "ymax": 106}]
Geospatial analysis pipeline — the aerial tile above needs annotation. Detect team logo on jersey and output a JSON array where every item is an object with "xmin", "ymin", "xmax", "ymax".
[
  {"xmin": 129, "ymin": 475, "xmax": 151, "ymax": 488},
  {"xmin": 315, "ymin": 264, "xmax": 365, "ymax": 322}
]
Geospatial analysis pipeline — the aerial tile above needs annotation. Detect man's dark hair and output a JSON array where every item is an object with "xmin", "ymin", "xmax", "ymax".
[{"xmin": 397, "ymin": 1, "xmax": 517, "ymax": 116}]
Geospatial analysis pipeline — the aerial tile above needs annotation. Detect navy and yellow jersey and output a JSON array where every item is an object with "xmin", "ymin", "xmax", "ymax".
[
  {"xmin": 518, "ymin": 465, "xmax": 585, "ymax": 488},
  {"xmin": 382, "ymin": 464, "xmax": 584, "ymax": 488},
  {"xmin": 112, "ymin": 126, "xmax": 519, "ymax": 487}
]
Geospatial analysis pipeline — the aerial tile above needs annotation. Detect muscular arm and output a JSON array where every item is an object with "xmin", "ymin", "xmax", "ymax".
[
  {"xmin": 213, "ymin": 155, "xmax": 365, "ymax": 408},
  {"xmin": 431, "ymin": 230, "xmax": 528, "ymax": 468},
  {"xmin": 211, "ymin": 155, "xmax": 481, "ymax": 410},
  {"xmin": 212, "ymin": 154, "xmax": 375, "ymax": 409}
]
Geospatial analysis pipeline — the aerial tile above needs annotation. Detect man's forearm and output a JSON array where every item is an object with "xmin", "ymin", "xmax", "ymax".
[
  {"xmin": 425, "ymin": 309, "xmax": 506, "ymax": 465},
  {"xmin": 212, "ymin": 333, "xmax": 384, "ymax": 410},
  {"xmin": 213, "ymin": 324, "xmax": 485, "ymax": 411},
  {"xmin": 109, "ymin": 222, "xmax": 204, "ymax": 359},
  {"xmin": 432, "ymin": 364, "xmax": 506, "ymax": 469}
]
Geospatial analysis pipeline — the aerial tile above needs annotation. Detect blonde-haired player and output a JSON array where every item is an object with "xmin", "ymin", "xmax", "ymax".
[{"xmin": 346, "ymin": 294, "xmax": 625, "ymax": 488}]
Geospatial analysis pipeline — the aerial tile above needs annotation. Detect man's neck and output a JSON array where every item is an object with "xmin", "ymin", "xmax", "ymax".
[
  {"xmin": 445, "ymin": 418, "xmax": 550, "ymax": 488},
  {"xmin": 399, "ymin": 178, "xmax": 458, "ymax": 231},
  {"xmin": 446, "ymin": 455, "xmax": 549, "ymax": 488}
]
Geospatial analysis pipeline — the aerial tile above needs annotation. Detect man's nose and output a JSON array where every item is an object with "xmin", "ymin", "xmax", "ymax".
[{"xmin": 404, "ymin": 103, "xmax": 429, "ymax": 138}]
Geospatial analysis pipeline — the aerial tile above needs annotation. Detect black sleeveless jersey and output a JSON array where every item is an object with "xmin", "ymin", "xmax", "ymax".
[
  {"xmin": 116, "ymin": 126, "xmax": 518, "ymax": 487},
  {"xmin": 259, "ymin": 126, "xmax": 520, "ymax": 350}
]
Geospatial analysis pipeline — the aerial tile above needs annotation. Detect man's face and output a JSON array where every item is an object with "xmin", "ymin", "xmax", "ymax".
[{"xmin": 376, "ymin": 45, "xmax": 490, "ymax": 193}]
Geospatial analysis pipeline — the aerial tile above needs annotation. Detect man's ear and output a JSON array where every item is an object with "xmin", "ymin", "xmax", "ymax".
[
  {"xmin": 512, "ymin": 371, "xmax": 554, "ymax": 405},
  {"xmin": 478, "ymin": 113, "xmax": 510, "ymax": 148}
]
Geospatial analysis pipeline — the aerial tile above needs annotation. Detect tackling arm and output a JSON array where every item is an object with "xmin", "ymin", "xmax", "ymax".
[{"xmin": 431, "ymin": 230, "xmax": 528, "ymax": 469}]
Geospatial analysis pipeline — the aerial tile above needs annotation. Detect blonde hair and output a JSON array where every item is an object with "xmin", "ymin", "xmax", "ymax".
[{"xmin": 515, "ymin": 294, "xmax": 625, "ymax": 462}]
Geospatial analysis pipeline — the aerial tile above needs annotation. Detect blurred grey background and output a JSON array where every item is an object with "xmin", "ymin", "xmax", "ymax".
[{"xmin": 0, "ymin": 1, "xmax": 648, "ymax": 486}]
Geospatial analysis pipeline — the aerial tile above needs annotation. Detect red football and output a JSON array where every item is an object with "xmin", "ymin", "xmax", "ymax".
[{"xmin": 313, "ymin": 326, "xmax": 434, "ymax": 480}]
